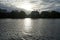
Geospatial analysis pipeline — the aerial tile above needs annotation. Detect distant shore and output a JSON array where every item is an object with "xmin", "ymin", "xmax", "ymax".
[{"xmin": 0, "ymin": 8, "xmax": 60, "ymax": 19}]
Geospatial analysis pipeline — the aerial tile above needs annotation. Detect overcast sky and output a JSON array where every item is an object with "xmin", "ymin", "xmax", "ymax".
[{"xmin": 0, "ymin": 0, "xmax": 60, "ymax": 12}]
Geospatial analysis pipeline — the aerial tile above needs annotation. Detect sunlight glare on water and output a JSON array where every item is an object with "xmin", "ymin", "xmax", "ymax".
[{"xmin": 22, "ymin": 18, "xmax": 32, "ymax": 35}]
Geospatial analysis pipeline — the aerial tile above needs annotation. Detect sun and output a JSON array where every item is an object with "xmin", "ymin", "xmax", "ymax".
[
  {"xmin": 15, "ymin": 2, "xmax": 33, "ymax": 11},
  {"xmin": 20, "ymin": 3, "xmax": 33, "ymax": 11}
]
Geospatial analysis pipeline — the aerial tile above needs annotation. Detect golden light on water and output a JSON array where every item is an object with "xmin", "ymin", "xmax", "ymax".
[{"xmin": 22, "ymin": 18, "xmax": 32, "ymax": 35}]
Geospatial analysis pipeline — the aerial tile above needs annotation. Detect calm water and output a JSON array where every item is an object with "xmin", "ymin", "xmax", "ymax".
[{"xmin": 0, "ymin": 18, "xmax": 60, "ymax": 40}]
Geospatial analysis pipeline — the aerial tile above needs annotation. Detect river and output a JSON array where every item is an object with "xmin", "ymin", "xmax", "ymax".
[{"xmin": 0, "ymin": 18, "xmax": 60, "ymax": 40}]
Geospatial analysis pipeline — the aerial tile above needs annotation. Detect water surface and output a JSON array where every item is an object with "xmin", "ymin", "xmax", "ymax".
[{"xmin": 0, "ymin": 18, "xmax": 60, "ymax": 40}]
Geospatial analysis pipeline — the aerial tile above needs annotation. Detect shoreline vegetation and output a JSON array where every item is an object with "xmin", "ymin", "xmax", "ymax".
[{"xmin": 0, "ymin": 9, "xmax": 60, "ymax": 19}]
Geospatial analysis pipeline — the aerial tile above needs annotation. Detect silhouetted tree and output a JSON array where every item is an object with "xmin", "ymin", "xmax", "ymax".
[
  {"xmin": 30, "ymin": 11, "xmax": 40, "ymax": 18},
  {"xmin": 41, "ymin": 11, "xmax": 50, "ymax": 18},
  {"xmin": 10, "ymin": 10, "xmax": 19, "ymax": 18},
  {"xmin": 19, "ymin": 11, "xmax": 26, "ymax": 18},
  {"xmin": 1, "ymin": 8, "xmax": 60, "ymax": 19},
  {"xmin": 0, "ymin": 9, "xmax": 10, "ymax": 18},
  {"xmin": 10, "ymin": 10, "xmax": 26, "ymax": 18},
  {"xmin": 40, "ymin": 11, "xmax": 60, "ymax": 18},
  {"xmin": 50, "ymin": 11, "xmax": 60, "ymax": 18}
]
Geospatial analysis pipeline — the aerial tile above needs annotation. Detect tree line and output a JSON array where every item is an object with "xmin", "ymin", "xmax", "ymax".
[{"xmin": 0, "ymin": 8, "xmax": 60, "ymax": 19}]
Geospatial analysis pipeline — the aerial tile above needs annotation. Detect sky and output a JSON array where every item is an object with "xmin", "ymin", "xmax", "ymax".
[{"xmin": 0, "ymin": 0, "xmax": 60, "ymax": 12}]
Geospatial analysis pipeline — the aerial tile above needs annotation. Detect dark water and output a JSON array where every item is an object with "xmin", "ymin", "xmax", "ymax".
[{"xmin": 0, "ymin": 18, "xmax": 60, "ymax": 40}]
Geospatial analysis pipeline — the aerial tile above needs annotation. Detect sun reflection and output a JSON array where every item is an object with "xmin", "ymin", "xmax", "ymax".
[{"xmin": 22, "ymin": 18, "xmax": 32, "ymax": 35}]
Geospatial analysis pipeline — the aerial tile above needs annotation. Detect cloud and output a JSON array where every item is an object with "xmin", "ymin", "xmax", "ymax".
[
  {"xmin": 39, "ymin": 0, "xmax": 60, "ymax": 11},
  {"xmin": 30, "ymin": 0, "xmax": 60, "ymax": 11},
  {"xmin": 0, "ymin": 0, "xmax": 60, "ymax": 12}
]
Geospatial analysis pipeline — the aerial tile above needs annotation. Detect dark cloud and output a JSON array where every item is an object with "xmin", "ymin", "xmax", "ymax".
[{"xmin": 38, "ymin": 0, "xmax": 60, "ymax": 11}]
